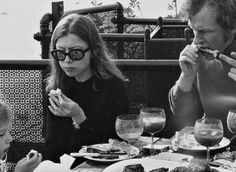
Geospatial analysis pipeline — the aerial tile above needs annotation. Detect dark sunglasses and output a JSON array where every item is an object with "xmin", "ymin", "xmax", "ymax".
[{"xmin": 51, "ymin": 48, "xmax": 90, "ymax": 61}]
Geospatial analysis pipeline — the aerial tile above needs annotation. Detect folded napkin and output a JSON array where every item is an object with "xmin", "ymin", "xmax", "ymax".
[
  {"xmin": 34, "ymin": 154, "xmax": 75, "ymax": 172},
  {"xmin": 153, "ymin": 152, "xmax": 193, "ymax": 162}
]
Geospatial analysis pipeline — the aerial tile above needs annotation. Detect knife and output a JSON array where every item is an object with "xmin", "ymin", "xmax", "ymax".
[{"xmin": 70, "ymin": 152, "xmax": 122, "ymax": 159}]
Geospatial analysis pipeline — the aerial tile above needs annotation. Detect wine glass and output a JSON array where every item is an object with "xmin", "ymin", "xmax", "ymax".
[
  {"xmin": 194, "ymin": 118, "xmax": 224, "ymax": 170},
  {"xmin": 140, "ymin": 107, "xmax": 166, "ymax": 156},
  {"xmin": 227, "ymin": 110, "xmax": 236, "ymax": 141},
  {"xmin": 115, "ymin": 114, "xmax": 143, "ymax": 158}
]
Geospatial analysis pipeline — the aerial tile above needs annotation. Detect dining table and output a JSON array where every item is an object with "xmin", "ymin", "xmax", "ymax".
[
  {"xmin": 71, "ymin": 126, "xmax": 232, "ymax": 172},
  {"xmin": 72, "ymin": 136, "xmax": 165, "ymax": 172}
]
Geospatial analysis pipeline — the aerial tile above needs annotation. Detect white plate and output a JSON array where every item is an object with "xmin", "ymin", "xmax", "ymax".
[
  {"xmin": 103, "ymin": 158, "xmax": 189, "ymax": 172},
  {"xmin": 78, "ymin": 143, "xmax": 139, "ymax": 162},
  {"xmin": 172, "ymin": 135, "xmax": 230, "ymax": 151},
  {"xmin": 179, "ymin": 137, "xmax": 230, "ymax": 151},
  {"xmin": 103, "ymin": 158, "xmax": 232, "ymax": 172}
]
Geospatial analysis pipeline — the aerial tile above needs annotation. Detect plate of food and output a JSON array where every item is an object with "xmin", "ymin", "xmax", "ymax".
[
  {"xmin": 211, "ymin": 150, "xmax": 236, "ymax": 171},
  {"xmin": 103, "ymin": 157, "xmax": 231, "ymax": 172},
  {"xmin": 70, "ymin": 139, "xmax": 139, "ymax": 162},
  {"xmin": 103, "ymin": 158, "xmax": 188, "ymax": 172},
  {"xmin": 172, "ymin": 133, "xmax": 230, "ymax": 151}
]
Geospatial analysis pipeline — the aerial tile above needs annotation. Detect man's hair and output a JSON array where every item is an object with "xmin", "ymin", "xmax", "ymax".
[
  {"xmin": 180, "ymin": 0, "xmax": 236, "ymax": 30},
  {"xmin": 0, "ymin": 102, "xmax": 12, "ymax": 127}
]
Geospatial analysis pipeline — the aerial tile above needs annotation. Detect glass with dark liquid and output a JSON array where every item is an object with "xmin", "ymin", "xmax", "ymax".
[
  {"xmin": 140, "ymin": 107, "xmax": 166, "ymax": 156},
  {"xmin": 194, "ymin": 118, "xmax": 223, "ymax": 170}
]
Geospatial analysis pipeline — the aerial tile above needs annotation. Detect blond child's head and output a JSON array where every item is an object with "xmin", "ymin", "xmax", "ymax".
[
  {"xmin": 0, "ymin": 102, "xmax": 11, "ymax": 126},
  {"xmin": 0, "ymin": 102, "xmax": 13, "ymax": 160}
]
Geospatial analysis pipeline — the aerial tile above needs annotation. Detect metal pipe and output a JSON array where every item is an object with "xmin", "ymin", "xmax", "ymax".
[
  {"xmin": 112, "ymin": 16, "xmax": 187, "ymax": 25},
  {"xmin": 65, "ymin": 2, "xmax": 122, "ymax": 15},
  {"xmin": 51, "ymin": 1, "xmax": 64, "ymax": 30},
  {"xmin": 0, "ymin": 59, "xmax": 179, "ymax": 66},
  {"xmin": 33, "ymin": 13, "xmax": 53, "ymax": 59},
  {"xmin": 100, "ymin": 33, "xmax": 144, "ymax": 42},
  {"xmin": 33, "ymin": 13, "xmax": 52, "ymax": 41},
  {"xmin": 40, "ymin": 13, "xmax": 52, "ymax": 36}
]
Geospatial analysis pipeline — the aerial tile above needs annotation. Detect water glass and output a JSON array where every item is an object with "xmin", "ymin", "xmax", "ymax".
[{"xmin": 115, "ymin": 114, "xmax": 143, "ymax": 158}]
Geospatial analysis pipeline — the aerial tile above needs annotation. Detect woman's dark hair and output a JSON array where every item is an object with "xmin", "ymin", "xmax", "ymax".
[{"xmin": 46, "ymin": 13, "xmax": 126, "ymax": 92}]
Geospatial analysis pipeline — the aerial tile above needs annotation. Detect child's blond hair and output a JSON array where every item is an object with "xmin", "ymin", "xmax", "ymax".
[{"xmin": 0, "ymin": 102, "xmax": 12, "ymax": 127}]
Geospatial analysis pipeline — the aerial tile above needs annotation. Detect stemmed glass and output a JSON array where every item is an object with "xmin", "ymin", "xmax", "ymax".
[
  {"xmin": 227, "ymin": 110, "xmax": 236, "ymax": 141},
  {"xmin": 115, "ymin": 114, "xmax": 144, "ymax": 158},
  {"xmin": 194, "ymin": 118, "xmax": 224, "ymax": 170},
  {"xmin": 140, "ymin": 107, "xmax": 166, "ymax": 156}
]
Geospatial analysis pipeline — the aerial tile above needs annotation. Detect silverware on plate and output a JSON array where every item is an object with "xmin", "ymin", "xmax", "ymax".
[{"xmin": 70, "ymin": 152, "xmax": 121, "ymax": 159}]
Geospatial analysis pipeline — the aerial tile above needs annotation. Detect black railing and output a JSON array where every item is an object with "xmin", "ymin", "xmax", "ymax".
[
  {"xmin": 34, "ymin": 2, "xmax": 192, "ymax": 59},
  {"xmin": 34, "ymin": 2, "xmax": 125, "ymax": 59}
]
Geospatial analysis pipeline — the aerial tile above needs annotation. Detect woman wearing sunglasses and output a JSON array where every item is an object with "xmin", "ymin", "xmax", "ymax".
[{"xmin": 43, "ymin": 13, "xmax": 129, "ymax": 165}]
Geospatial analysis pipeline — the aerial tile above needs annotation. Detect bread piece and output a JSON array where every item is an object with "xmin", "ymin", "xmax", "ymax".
[
  {"xmin": 123, "ymin": 164, "xmax": 144, "ymax": 172},
  {"xmin": 108, "ymin": 139, "xmax": 129, "ymax": 152},
  {"xmin": 27, "ymin": 149, "xmax": 38, "ymax": 159},
  {"xmin": 49, "ymin": 88, "xmax": 62, "ymax": 97}
]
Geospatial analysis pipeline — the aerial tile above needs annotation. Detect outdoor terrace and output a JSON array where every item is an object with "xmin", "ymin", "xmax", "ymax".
[{"xmin": 1, "ymin": 2, "xmax": 193, "ymax": 171}]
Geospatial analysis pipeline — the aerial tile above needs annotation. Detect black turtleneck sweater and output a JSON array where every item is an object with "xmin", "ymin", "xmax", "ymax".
[{"xmin": 43, "ymin": 76, "xmax": 129, "ymax": 163}]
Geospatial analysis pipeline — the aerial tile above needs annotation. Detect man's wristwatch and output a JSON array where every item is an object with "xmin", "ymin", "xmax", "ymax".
[{"xmin": 72, "ymin": 120, "xmax": 80, "ymax": 129}]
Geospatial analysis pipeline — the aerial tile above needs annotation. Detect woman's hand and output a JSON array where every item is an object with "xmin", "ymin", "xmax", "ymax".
[
  {"xmin": 14, "ymin": 152, "xmax": 42, "ymax": 172},
  {"xmin": 48, "ymin": 92, "xmax": 86, "ymax": 124},
  {"xmin": 219, "ymin": 52, "xmax": 236, "ymax": 81}
]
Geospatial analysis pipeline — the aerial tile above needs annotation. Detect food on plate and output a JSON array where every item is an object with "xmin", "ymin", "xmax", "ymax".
[
  {"xmin": 78, "ymin": 142, "xmax": 130, "ymax": 160},
  {"xmin": 211, "ymin": 151, "xmax": 236, "ymax": 171},
  {"xmin": 86, "ymin": 146, "xmax": 108, "ymax": 153},
  {"xmin": 173, "ymin": 132, "xmax": 222, "ymax": 149},
  {"xmin": 108, "ymin": 138, "xmax": 130, "ymax": 152},
  {"xmin": 85, "ymin": 142, "xmax": 127, "ymax": 155},
  {"xmin": 78, "ymin": 139, "xmax": 139, "ymax": 161},
  {"xmin": 122, "ymin": 164, "xmax": 144, "ymax": 172},
  {"xmin": 188, "ymin": 158, "xmax": 211, "ymax": 172},
  {"xmin": 149, "ymin": 167, "xmax": 169, "ymax": 172},
  {"xmin": 214, "ymin": 150, "xmax": 236, "ymax": 161},
  {"xmin": 199, "ymin": 48, "xmax": 220, "ymax": 60},
  {"xmin": 49, "ymin": 88, "xmax": 62, "ymax": 97},
  {"xmin": 173, "ymin": 133, "xmax": 200, "ymax": 148},
  {"xmin": 169, "ymin": 166, "xmax": 189, "ymax": 172}
]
